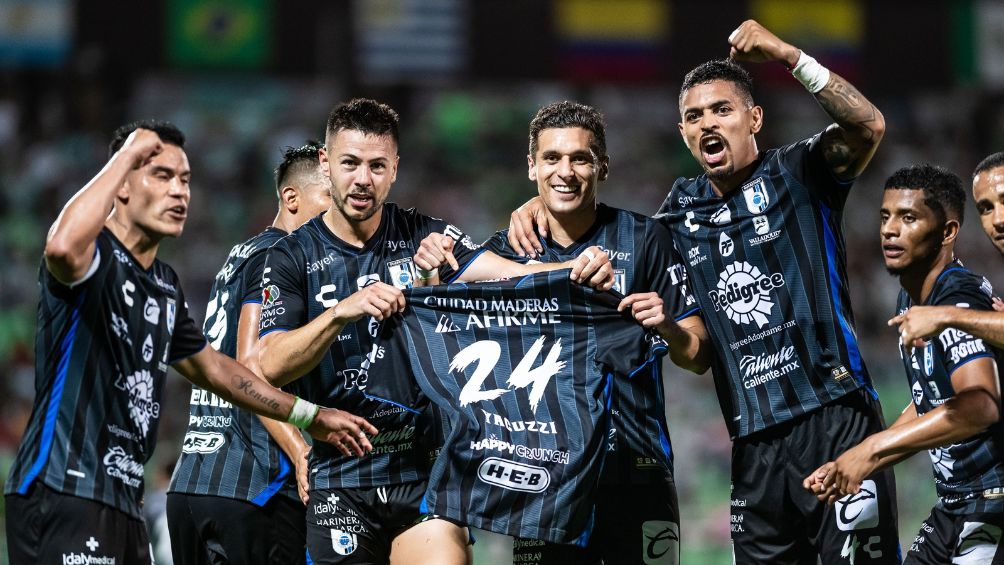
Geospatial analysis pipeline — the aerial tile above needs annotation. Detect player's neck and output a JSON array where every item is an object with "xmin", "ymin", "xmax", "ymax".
[
  {"xmin": 545, "ymin": 206, "xmax": 597, "ymax": 248},
  {"xmin": 709, "ymin": 153, "xmax": 760, "ymax": 197},
  {"xmin": 323, "ymin": 207, "xmax": 382, "ymax": 248},
  {"xmin": 901, "ymin": 251, "xmax": 956, "ymax": 304},
  {"xmin": 105, "ymin": 216, "xmax": 160, "ymax": 269},
  {"xmin": 272, "ymin": 210, "xmax": 297, "ymax": 234}
]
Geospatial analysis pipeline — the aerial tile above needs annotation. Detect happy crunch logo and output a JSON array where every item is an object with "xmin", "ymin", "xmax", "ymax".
[{"xmin": 708, "ymin": 261, "xmax": 785, "ymax": 328}]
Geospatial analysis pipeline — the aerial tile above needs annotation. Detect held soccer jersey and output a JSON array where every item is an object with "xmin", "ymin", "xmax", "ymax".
[
  {"xmin": 366, "ymin": 270, "xmax": 668, "ymax": 543},
  {"xmin": 6, "ymin": 229, "xmax": 207, "ymax": 518},
  {"xmin": 895, "ymin": 261, "xmax": 1004, "ymax": 507},
  {"xmin": 484, "ymin": 203, "xmax": 697, "ymax": 484},
  {"xmin": 659, "ymin": 134, "xmax": 873, "ymax": 438},
  {"xmin": 170, "ymin": 226, "xmax": 298, "ymax": 504},
  {"xmin": 258, "ymin": 203, "xmax": 485, "ymax": 490}
]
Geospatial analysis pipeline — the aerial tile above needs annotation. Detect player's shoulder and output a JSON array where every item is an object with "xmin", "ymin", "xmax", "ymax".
[{"xmin": 932, "ymin": 262, "xmax": 995, "ymax": 306}]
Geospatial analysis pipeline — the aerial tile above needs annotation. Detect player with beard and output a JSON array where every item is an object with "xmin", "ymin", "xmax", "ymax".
[
  {"xmin": 891, "ymin": 153, "xmax": 1004, "ymax": 349},
  {"xmin": 507, "ymin": 20, "xmax": 900, "ymax": 564},
  {"xmin": 806, "ymin": 164, "xmax": 1004, "ymax": 563},
  {"xmin": 167, "ymin": 142, "xmax": 334, "ymax": 565},
  {"xmin": 4, "ymin": 123, "xmax": 377, "ymax": 565},
  {"xmin": 481, "ymin": 100, "xmax": 709, "ymax": 565},
  {"xmin": 257, "ymin": 99, "xmax": 613, "ymax": 565}
]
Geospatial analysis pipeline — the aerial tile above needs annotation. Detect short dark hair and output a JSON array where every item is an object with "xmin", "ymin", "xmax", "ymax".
[
  {"xmin": 275, "ymin": 140, "xmax": 323, "ymax": 192},
  {"xmin": 884, "ymin": 164, "xmax": 966, "ymax": 225},
  {"xmin": 528, "ymin": 101, "xmax": 607, "ymax": 159},
  {"xmin": 108, "ymin": 120, "xmax": 185, "ymax": 158},
  {"xmin": 679, "ymin": 59, "xmax": 755, "ymax": 109},
  {"xmin": 325, "ymin": 98, "xmax": 399, "ymax": 146},
  {"xmin": 974, "ymin": 152, "xmax": 1004, "ymax": 178}
]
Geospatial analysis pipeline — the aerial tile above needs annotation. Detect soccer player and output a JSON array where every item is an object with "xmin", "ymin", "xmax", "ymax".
[
  {"xmin": 483, "ymin": 100, "xmax": 709, "ymax": 564},
  {"xmin": 167, "ymin": 142, "xmax": 334, "ymax": 565},
  {"xmin": 891, "ymin": 153, "xmax": 1004, "ymax": 349},
  {"xmin": 3, "ymin": 122, "xmax": 377, "ymax": 565},
  {"xmin": 257, "ymin": 98, "xmax": 612, "ymax": 565},
  {"xmin": 508, "ymin": 20, "xmax": 901, "ymax": 564},
  {"xmin": 806, "ymin": 165, "xmax": 1004, "ymax": 563}
]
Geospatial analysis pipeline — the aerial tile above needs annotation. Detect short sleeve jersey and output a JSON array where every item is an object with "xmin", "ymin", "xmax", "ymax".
[
  {"xmin": 170, "ymin": 226, "xmax": 299, "ymax": 504},
  {"xmin": 658, "ymin": 134, "xmax": 873, "ymax": 438},
  {"xmin": 366, "ymin": 270, "xmax": 668, "ymax": 544},
  {"xmin": 6, "ymin": 229, "xmax": 206, "ymax": 518},
  {"xmin": 895, "ymin": 261, "xmax": 1004, "ymax": 508},
  {"xmin": 484, "ymin": 203, "xmax": 697, "ymax": 484},
  {"xmin": 258, "ymin": 203, "xmax": 485, "ymax": 489}
]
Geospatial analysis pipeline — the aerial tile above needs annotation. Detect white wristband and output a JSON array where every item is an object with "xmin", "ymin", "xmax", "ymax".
[
  {"xmin": 791, "ymin": 51, "xmax": 831, "ymax": 94},
  {"xmin": 288, "ymin": 396, "xmax": 320, "ymax": 429}
]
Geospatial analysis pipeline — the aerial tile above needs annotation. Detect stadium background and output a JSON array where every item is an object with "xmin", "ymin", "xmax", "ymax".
[{"xmin": 0, "ymin": 0, "xmax": 1002, "ymax": 562}]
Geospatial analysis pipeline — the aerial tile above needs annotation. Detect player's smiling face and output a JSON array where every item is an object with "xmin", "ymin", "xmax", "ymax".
[
  {"xmin": 529, "ymin": 127, "xmax": 607, "ymax": 217},
  {"xmin": 880, "ymin": 188, "xmax": 944, "ymax": 276},
  {"xmin": 973, "ymin": 165, "xmax": 1004, "ymax": 257},
  {"xmin": 321, "ymin": 129, "xmax": 398, "ymax": 225},
  {"xmin": 679, "ymin": 80, "xmax": 762, "ymax": 190},
  {"xmin": 120, "ymin": 143, "xmax": 191, "ymax": 239}
]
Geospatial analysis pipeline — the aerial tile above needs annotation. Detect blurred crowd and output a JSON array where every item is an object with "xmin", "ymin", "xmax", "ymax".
[{"xmin": 1, "ymin": 64, "xmax": 1003, "ymax": 562}]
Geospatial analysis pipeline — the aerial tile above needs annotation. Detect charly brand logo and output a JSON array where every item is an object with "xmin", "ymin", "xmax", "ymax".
[
  {"xmin": 642, "ymin": 521, "xmax": 680, "ymax": 565},
  {"xmin": 685, "ymin": 211, "xmax": 699, "ymax": 232},
  {"xmin": 834, "ymin": 480, "xmax": 879, "ymax": 531},
  {"xmin": 742, "ymin": 177, "xmax": 770, "ymax": 214},
  {"xmin": 707, "ymin": 261, "xmax": 785, "ymax": 328},
  {"xmin": 953, "ymin": 522, "xmax": 1003, "ymax": 563},
  {"xmin": 711, "ymin": 204, "xmax": 731, "ymax": 225}
]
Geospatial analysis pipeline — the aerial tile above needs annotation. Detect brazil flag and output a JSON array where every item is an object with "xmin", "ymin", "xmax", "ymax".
[{"xmin": 167, "ymin": 0, "xmax": 271, "ymax": 69}]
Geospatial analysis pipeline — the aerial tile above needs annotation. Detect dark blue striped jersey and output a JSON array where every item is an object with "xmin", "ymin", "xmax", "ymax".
[
  {"xmin": 484, "ymin": 203, "xmax": 696, "ymax": 485},
  {"xmin": 658, "ymin": 134, "xmax": 874, "ymax": 438},
  {"xmin": 258, "ymin": 203, "xmax": 485, "ymax": 489},
  {"xmin": 366, "ymin": 270, "xmax": 668, "ymax": 543},
  {"xmin": 170, "ymin": 226, "xmax": 299, "ymax": 504},
  {"xmin": 895, "ymin": 261, "xmax": 1004, "ymax": 508},
  {"xmin": 6, "ymin": 229, "xmax": 207, "ymax": 518}
]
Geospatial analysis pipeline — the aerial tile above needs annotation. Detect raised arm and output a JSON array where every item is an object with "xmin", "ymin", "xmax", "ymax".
[
  {"xmin": 729, "ymin": 19, "xmax": 885, "ymax": 180},
  {"xmin": 45, "ymin": 129, "xmax": 164, "ymax": 284},
  {"xmin": 236, "ymin": 301, "xmax": 311, "ymax": 503},
  {"xmin": 174, "ymin": 345, "xmax": 378, "ymax": 456}
]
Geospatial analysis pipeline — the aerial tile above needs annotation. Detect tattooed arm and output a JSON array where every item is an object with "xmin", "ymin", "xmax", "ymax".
[
  {"xmin": 174, "ymin": 346, "xmax": 378, "ymax": 456},
  {"xmin": 729, "ymin": 19, "xmax": 885, "ymax": 180}
]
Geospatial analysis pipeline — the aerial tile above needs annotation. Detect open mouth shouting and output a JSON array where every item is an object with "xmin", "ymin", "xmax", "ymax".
[
  {"xmin": 165, "ymin": 204, "xmax": 187, "ymax": 222},
  {"xmin": 701, "ymin": 134, "xmax": 727, "ymax": 168}
]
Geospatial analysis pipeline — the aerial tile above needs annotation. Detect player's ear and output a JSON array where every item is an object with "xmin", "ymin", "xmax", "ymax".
[
  {"xmin": 943, "ymin": 218, "xmax": 961, "ymax": 246},
  {"xmin": 318, "ymin": 146, "xmax": 331, "ymax": 176},
  {"xmin": 390, "ymin": 155, "xmax": 399, "ymax": 184},
  {"xmin": 598, "ymin": 156, "xmax": 609, "ymax": 181},
  {"xmin": 750, "ymin": 105, "xmax": 764, "ymax": 134},
  {"xmin": 281, "ymin": 185, "xmax": 298, "ymax": 213},
  {"xmin": 528, "ymin": 154, "xmax": 537, "ymax": 182}
]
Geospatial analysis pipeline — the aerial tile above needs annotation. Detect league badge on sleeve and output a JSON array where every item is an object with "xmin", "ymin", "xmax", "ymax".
[{"xmin": 742, "ymin": 178, "xmax": 770, "ymax": 214}]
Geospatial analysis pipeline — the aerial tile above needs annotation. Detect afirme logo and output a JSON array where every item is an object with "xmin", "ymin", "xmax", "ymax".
[
  {"xmin": 477, "ymin": 457, "xmax": 550, "ymax": 492},
  {"xmin": 708, "ymin": 261, "xmax": 785, "ymax": 328}
]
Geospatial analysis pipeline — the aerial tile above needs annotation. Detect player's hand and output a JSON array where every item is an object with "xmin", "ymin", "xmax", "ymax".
[
  {"xmin": 728, "ymin": 19, "xmax": 800, "ymax": 68},
  {"xmin": 331, "ymin": 282, "xmax": 405, "ymax": 325},
  {"xmin": 306, "ymin": 408, "xmax": 379, "ymax": 457},
  {"xmin": 619, "ymin": 292, "xmax": 674, "ymax": 333},
  {"xmin": 993, "ymin": 297, "xmax": 1004, "ymax": 312},
  {"xmin": 414, "ymin": 233, "xmax": 459, "ymax": 285},
  {"xmin": 803, "ymin": 462, "xmax": 843, "ymax": 505},
  {"xmin": 888, "ymin": 306, "xmax": 949, "ymax": 354},
  {"xmin": 117, "ymin": 128, "xmax": 165, "ymax": 169},
  {"xmin": 817, "ymin": 438, "xmax": 880, "ymax": 500},
  {"xmin": 508, "ymin": 197, "xmax": 549, "ymax": 258},
  {"xmin": 568, "ymin": 246, "xmax": 614, "ymax": 290},
  {"xmin": 294, "ymin": 446, "xmax": 311, "ymax": 504}
]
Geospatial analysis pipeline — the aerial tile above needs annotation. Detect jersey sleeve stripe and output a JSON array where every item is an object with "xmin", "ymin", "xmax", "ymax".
[
  {"xmin": 258, "ymin": 327, "xmax": 289, "ymax": 337},
  {"xmin": 819, "ymin": 203, "xmax": 875, "ymax": 399},
  {"xmin": 18, "ymin": 292, "xmax": 85, "ymax": 494},
  {"xmin": 948, "ymin": 352, "xmax": 996, "ymax": 375},
  {"xmin": 361, "ymin": 393, "xmax": 422, "ymax": 415},
  {"xmin": 445, "ymin": 248, "xmax": 489, "ymax": 283},
  {"xmin": 250, "ymin": 450, "xmax": 292, "ymax": 506},
  {"xmin": 673, "ymin": 307, "xmax": 700, "ymax": 321}
]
